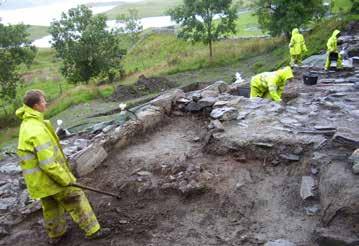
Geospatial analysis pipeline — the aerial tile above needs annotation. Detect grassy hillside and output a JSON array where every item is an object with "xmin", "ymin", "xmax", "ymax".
[
  {"xmin": 27, "ymin": 25, "xmax": 49, "ymax": 41},
  {"xmin": 105, "ymin": 0, "xmax": 253, "ymax": 19},
  {"xmin": 105, "ymin": 0, "xmax": 183, "ymax": 19},
  {"xmin": 332, "ymin": 0, "xmax": 353, "ymax": 13},
  {"xmin": 233, "ymin": 11, "xmax": 264, "ymax": 37}
]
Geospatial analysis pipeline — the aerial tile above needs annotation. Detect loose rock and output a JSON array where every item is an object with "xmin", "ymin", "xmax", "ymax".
[
  {"xmin": 300, "ymin": 176, "xmax": 315, "ymax": 200},
  {"xmin": 210, "ymin": 107, "xmax": 239, "ymax": 121},
  {"xmin": 264, "ymin": 239, "xmax": 296, "ymax": 246}
]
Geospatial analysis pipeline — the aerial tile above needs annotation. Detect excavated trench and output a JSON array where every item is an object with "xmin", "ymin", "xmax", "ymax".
[
  {"xmin": 2, "ymin": 115, "xmax": 323, "ymax": 246},
  {"xmin": 81, "ymin": 115, "xmax": 320, "ymax": 246}
]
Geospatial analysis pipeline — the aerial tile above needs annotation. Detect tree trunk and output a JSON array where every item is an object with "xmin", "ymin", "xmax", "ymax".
[
  {"xmin": 285, "ymin": 31, "xmax": 291, "ymax": 41},
  {"xmin": 209, "ymin": 40, "xmax": 213, "ymax": 58},
  {"xmin": 59, "ymin": 83, "xmax": 63, "ymax": 96}
]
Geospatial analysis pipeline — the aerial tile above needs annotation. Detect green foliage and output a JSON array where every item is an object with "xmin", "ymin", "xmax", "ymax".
[
  {"xmin": 350, "ymin": 0, "xmax": 359, "ymax": 13},
  {"xmin": 49, "ymin": 5, "xmax": 126, "ymax": 84},
  {"xmin": 0, "ymin": 23, "xmax": 37, "ymax": 109},
  {"xmin": 255, "ymin": 0, "xmax": 325, "ymax": 38},
  {"xmin": 331, "ymin": 0, "xmax": 353, "ymax": 13},
  {"xmin": 168, "ymin": 0, "xmax": 238, "ymax": 57},
  {"xmin": 117, "ymin": 9, "xmax": 143, "ymax": 43}
]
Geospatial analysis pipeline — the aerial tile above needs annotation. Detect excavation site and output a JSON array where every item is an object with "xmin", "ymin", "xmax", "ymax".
[{"xmin": 1, "ymin": 28, "xmax": 359, "ymax": 246}]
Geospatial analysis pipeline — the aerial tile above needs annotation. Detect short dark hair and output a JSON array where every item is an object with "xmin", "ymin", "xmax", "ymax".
[{"xmin": 23, "ymin": 89, "xmax": 45, "ymax": 108}]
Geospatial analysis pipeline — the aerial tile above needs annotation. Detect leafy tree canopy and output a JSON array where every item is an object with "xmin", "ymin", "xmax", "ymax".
[
  {"xmin": 168, "ymin": 0, "xmax": 238, "ymax": 57},
  {"xmin": 255, "ymin": 0, "xmax": 325, "ymax": 38},
  {"xmin": 49, "ymin": 5, "xmax": 125, "ymax": 83},
  {"xmin": 0, "ymin": 23, "xmax": 36, "ymax": 106},
  {"xmin": 117, "ymin": 8, "xmax": 143, "ymax": 43},
  {"xmin": 351, "ymin": 0, "xmax": 359, "ymax": 13}
]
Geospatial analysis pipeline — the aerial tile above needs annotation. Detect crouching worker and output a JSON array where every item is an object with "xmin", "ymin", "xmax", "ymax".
[
  {"xmin": 16, "ymin": 90, "xmax": 110, "ymax": 244},
  {"xmin": 325, "ymin": 29, "xmax": 343, "ymax": 70},
  {"xmin": 250, "ymin": 66, "xmax": 294, "ymax": 102}
]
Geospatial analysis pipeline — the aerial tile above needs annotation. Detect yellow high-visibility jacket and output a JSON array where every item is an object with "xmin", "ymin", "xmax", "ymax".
[
  {"xmin": 289, "ymin": 28, "xmax": 307, "ymax": 56},
  {"xmin": 327, "ymin": 29, "xmax": 340, "ymax": 53},
  {"xmin": 16, "ymin": 105, "xmax": 76, "ymax": 199},
  {"xmin": 250, "ymin": 66, "xmax": 294, "ymax": 102}
]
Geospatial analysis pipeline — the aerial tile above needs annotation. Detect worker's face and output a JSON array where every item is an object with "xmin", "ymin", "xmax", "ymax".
[{"xmin": 33, "ymin": 96, "xmax": 47, "ymax": 113}]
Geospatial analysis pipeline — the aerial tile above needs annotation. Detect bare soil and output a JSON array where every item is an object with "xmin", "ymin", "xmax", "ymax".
[{"xmin": 2, "ymin": 116, "xmax": 319, "ymax": 246}]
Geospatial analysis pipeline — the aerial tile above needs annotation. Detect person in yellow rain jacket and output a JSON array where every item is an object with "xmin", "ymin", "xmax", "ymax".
[
  {"xmin": 16, "ymin": 90, "xmax": 110, "ymax": 244},
  {"xmin": 289, "ymin": 28, "xmax": 307, "ymax": 66},
  {"xmin": 250, "ymin": 66, "xmax": 294, "ymax": 102},
  {"xmin": 325, "ymin": 29, "xmax": 343, "ymax": 70}
]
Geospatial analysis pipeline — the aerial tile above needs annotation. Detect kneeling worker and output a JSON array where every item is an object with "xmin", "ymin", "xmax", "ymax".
[
  {"xmin": 16, "ymin": 89, "xmax": 110, "ymax": 244},
  {"xmin": 250, "ymin": 66, "xmax": 294, "ymax": 102}
]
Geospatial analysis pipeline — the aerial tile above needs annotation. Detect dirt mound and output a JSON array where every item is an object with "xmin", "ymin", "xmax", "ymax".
[{"xmin": 112, "ymin": 75, "xmax": 177, "ymax": 101}]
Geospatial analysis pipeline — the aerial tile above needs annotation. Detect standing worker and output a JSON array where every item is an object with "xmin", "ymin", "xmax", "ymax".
[
  {"xmin": 289, "ymin": 28, "xmax": 307, "ymax": 66},
  {"xmin": 325, "ymin": 29, "xmax": 343, "ymax": 70},
  {"xmin": 250, "ymin": 66, "xmax": 294, "ymax": 102},
  {"xmin": 16, "ymin": 90, "xmax": 110, "ymax": 244}
]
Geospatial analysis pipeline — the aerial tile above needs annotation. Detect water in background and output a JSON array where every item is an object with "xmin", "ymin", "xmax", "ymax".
[{"xmin": 0, "ymin": 0, "xmax": 176, "ymax": 47}]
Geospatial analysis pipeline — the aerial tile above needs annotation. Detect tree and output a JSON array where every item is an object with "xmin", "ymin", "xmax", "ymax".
[
  {"xmin": 0, "ymin": 23, "xmax": 36, "ymax": 112},
  {"xmin": 255, "ymin": 0, "xmax": 325, "ymax": 38},
  {"xmin": 168, "ymin": 0, "xmax": 237, "ymax": 58},
  {"xmin": 351, "ymin": 0, "xmax": 359, "ymax": 13},
  {"xmin": 117, "ymin": 9, "xmax": 143, "ymax": 43},
  {"xmin": 49, "ymin": 5, "xmax": 126, "ymax": 83}
]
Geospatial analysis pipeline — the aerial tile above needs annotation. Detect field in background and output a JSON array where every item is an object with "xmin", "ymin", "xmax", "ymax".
[
  {"xmin": 27, "ymin": 25, "xmax": 49, "ymax": 41},
  {"xmin": 105, "ymin": 0, "xmax": 252, "ymax": 19},
  {"xmin": 332, "ymin": 0, "xmax": 353, "ymax": 13},
  {"xmin": 105, "ymin": 0, "xmax": 182, "ymax": 19}
]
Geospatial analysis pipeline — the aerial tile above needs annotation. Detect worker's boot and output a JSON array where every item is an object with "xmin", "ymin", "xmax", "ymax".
[
  {"xmin": 47, "ymin": 231, "xmax": 68, "ymax": 245},
  {"xmin": 48, "ymin": 235, "xmax": 66, "ymax": 245},
  {"xmin": 87, "ymin": 228, "xmax": 111, "ymax": 240}
]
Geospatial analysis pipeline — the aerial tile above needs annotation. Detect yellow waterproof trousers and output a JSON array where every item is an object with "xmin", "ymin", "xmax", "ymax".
[
  {"xmin": 40, "ymin": 187, "xmax": 100, "ymax": 239},
  {"xmin": 325, "ymin": 52, "xmax": 343, "ymax": 70},
  {"xmin": 290, "ymin": 54, "xmax": 303, "ymax": 66},
  {"xmin": 250, "ymin": 84, "xmax": 264, "ymax": 99}
]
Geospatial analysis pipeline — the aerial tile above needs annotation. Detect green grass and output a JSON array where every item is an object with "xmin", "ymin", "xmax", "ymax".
[
  {"xmin": 27, "ymin": 25, "xmax": 49, "ymax": 41},
  {"xmin": 332, "ymin": 0, "xmax": 353, "ymax": 13},
  {"xmin": 105, "ymin": 0, "xmax": 253, "ymax": 19},
  {"xmin": 105, "ymin": 0, "xmax": 183, "ymax": 19},
  {"xmin": 122, "ymin": 32, "xmax": 283, "ymax": 77},
  {"xmin": 233, "ymin": 11, "xmax": 264, "ymax": 37}
]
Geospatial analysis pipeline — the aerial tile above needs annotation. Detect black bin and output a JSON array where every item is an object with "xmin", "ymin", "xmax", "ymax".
[
  {"xmin": 303, "ymin": 74, "xmax": 318, "ymax": 86},
  {"xmin": 329, "ymin": 52, "xmax": 338, "ymax": 61},
  {"xmin": 238, "ymin": 86, "xmax": 250, "ymax": 98}
]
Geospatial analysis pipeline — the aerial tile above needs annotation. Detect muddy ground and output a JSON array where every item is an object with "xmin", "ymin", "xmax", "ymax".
[{"xmin": 2, "ymin": 116, "xmax": 322, "ymax": 246}]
